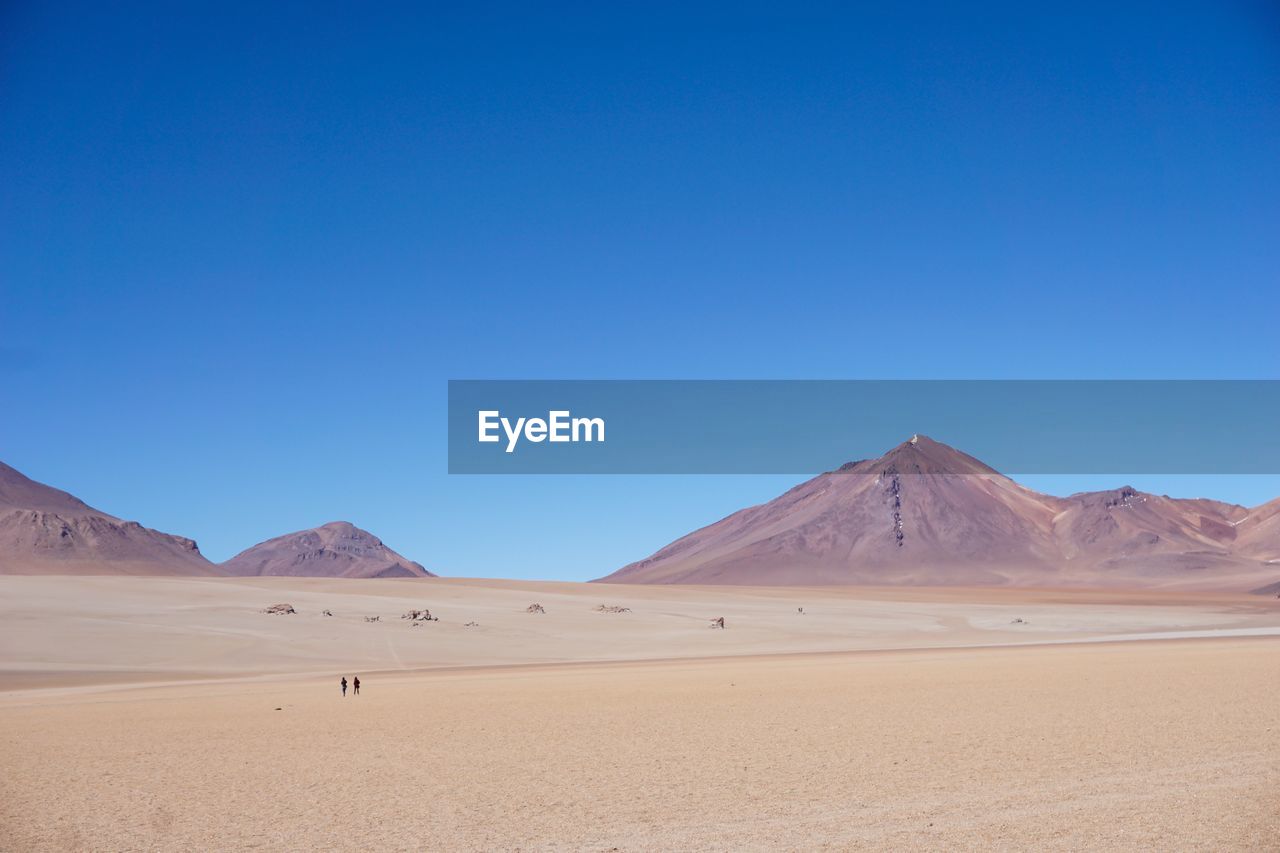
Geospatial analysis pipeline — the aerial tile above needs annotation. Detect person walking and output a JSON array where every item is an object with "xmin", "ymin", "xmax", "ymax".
[
  {"xmin": 340, "ymin": 676, "xmax": 348, "ymax": 697},
  {"xmin": 353, "ymin": 676, "xmax": 360, "ymax": 696}
]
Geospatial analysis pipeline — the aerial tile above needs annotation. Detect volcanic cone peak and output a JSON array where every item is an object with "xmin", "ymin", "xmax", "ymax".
[
  {"xmin": 597, "ymin": 435, "xmax": 1277, "ymax": 589},
  {"xmin": 835, "ymin": 434, "xmax": 1002, "ymax": 477}
]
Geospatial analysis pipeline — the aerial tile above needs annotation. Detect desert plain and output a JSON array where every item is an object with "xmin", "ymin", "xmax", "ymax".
[{"xmin": 1, "ymin": 576, "xmax": 1278, "ymax": 851}]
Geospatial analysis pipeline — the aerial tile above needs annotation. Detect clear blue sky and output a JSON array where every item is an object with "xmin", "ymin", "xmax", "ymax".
[{"xmin": 2, "ymin": 2, "xmax": 1277, "ymax": 578}]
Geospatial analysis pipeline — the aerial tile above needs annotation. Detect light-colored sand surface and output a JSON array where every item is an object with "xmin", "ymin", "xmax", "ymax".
[
  {"xmin": 1, "ymin": 577, "xmax": 1278, "ymax": 850},
  {"xmin": 2, "ymin": 576, "xmax": 1279, "ymax": 691},
  {"xmin": 1, "ymin": 641, "xmax": 1277, "ymax": 851}
]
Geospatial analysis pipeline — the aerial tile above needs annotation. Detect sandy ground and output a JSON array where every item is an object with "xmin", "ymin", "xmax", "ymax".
[
  {"xmin": 1, "ymin": 577, "xmax": 1278, "ymax": 850},
  {"xmin": 2, "ymin": 576, "xmax": 1279, "ymax": 690}
]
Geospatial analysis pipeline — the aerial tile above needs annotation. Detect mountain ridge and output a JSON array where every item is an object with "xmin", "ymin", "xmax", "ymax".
[
  {"xmin": 596, "ymin": 436, "xmax": 1279, "ymax": 591},
  {"xmin": 0, "ymin": 461, "xmax": 217, "ymax": 576},
  {"xmin": 0, "ymin": 462, "xmax": 434, "ymax": 579}
]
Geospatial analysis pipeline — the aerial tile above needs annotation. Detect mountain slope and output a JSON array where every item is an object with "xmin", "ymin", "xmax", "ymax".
[
  {"xmin": 1052, "ymin": 486, "xmax": 1248, "ymax": 579},
  {"xmin": 221, "ymin": 521, "xmax": 434, "ymax": 579},
  {"xmin": 597, "ymin": 436, "xmax": 1277, "ymax": 590},
  {"xmin": 1234, "ymin": 497, "xmax": 1280, "ymax": 564},
  {"xmin": 0, "ymin": 461, "xmax": 217, "ymax": 576},
  {"xmin": 601, "ymin": 436, "xmax": 1066, "ymax": 585}
]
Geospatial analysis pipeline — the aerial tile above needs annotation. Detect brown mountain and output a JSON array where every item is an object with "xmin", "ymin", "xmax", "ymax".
[
  {"xmin": 596, "ymin": 436, "xmax": 1280, "ymax": 591},
  {"xmin": 1051, "ymin": 486, "xmax": 1250, "ymax": 579},
  {"xmin": 221, "ymin": 521, "xmax": 433, "ymax": 579},
  {"xmin": 1234, "ymin": 497, "xmax": 1280, "ymax": 564},
  {"xmin": 0, "ymin": 461, "xmax": 217, "ymax": 576}
]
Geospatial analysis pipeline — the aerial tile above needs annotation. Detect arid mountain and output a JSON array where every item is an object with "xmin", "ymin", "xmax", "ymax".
[
  {"xmin": 0, "ymin": 461, "xmax": 217, "ymax": 576},
  {"xmin": 1234, "ymin": 497, "xmax": 1280, "ymax": 563},
  {"xmin": 601, "ymin": 436, "xmax": 1065, "ymax": 586},
  {"xmin": 0, "ymin": 463, "xmax": 432, "ymax": 580},
  {"xmin": 1051, "ymin": 486, "xmax": 1250, "ymax": 579},
  {"xmin": 221, "ymin": 521, "xmax": 433, "ymax": 579},
  {"xmin": 597, "ymin": 436, "xmax": 1280, "ymax": 591}
]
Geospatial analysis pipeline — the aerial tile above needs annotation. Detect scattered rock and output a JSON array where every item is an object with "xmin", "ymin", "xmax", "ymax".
[
  {"xmin": 322, "ymin": 609, "xmax": 334, "ymax": 617},
  {"xmin": 710, "ymin": 616, "xmax": 725, "ymax": 629},
  {"xmin": 1011, "ymin": 617, "xmax": 1027, "ymax": 624},
  {"xmin": 526, "ymin": 603, "xmax": 546, "ymax": 614},
  {"xmin": 364, "ymin": 615, "xmax": 381, "ymax": 623},
  {"xmin": 401, "ymin": 609, "xmax": 438, "ymax": 622},
  {"xmin": 263, "ymin": 603, "xmax": 296, "ymax": 615},
  {"xmin": 464, "ymin": 621, "xmax": 480, "ymax": 627},
  {"xmin": 594, "ymin": 604, "xmax": 631, "ymax": 613}
]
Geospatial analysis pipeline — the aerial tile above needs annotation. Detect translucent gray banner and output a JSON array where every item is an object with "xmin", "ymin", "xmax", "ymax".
[{"xmin": 447, "ymin": 380, "xmax": 1280, "ymax": 474}]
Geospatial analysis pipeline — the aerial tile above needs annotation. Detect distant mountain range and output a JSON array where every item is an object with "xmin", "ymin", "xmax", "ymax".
[
  {"xmin": 596, "ymin": 436, "xmax": 1280, "ymax": 592},
  {"xmin": 0, "ymin": 461, "xmax": 433, "ymax": 578},
  {"xmin": 5, "ymin": 443, "xmax": 1279, "ymax": 591}
]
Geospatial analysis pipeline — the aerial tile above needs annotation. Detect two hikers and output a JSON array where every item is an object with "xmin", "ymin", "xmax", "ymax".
[{"xmin": 339, "ymin": 676, "xmax": 361, "ymax": 697}]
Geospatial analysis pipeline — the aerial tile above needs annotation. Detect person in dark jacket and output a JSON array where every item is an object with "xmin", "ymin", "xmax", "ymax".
[
  {"xmin": 340, "ymin": 676, "xmax": 348, "ymax": 697},
  {"xmin": 353, "ymin": 676, "xmax": 361, "ymax": 696}
]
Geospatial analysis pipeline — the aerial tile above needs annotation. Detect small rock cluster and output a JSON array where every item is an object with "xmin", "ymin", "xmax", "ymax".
[{"xmin": 402, "ymin": 609, "xmax": 438, "ymax": 622}]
